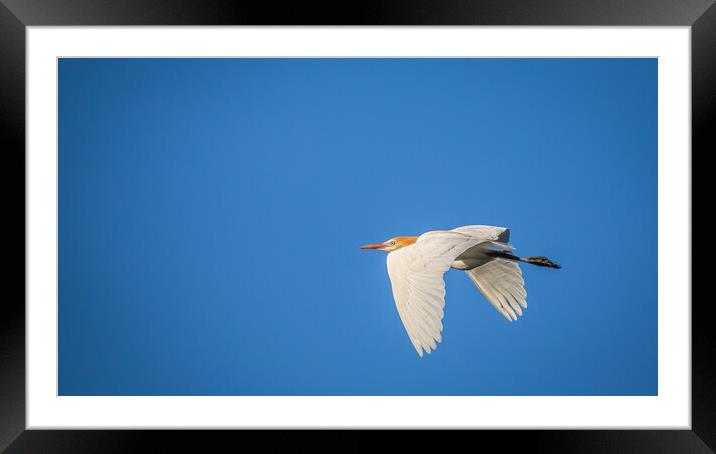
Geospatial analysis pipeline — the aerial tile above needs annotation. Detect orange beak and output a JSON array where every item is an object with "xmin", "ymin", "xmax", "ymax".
[{"xmin": 360, "ymin": 243, "xmax": 386, "ymax": 250}]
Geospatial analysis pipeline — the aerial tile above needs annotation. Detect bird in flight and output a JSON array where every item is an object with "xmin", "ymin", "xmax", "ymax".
[{"xmin": 361, "ymin": 225, "xmax": 560, "ymax": 356}]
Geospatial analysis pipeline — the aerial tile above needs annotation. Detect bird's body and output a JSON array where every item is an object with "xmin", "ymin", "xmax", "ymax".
[{"xmin": 361, "ymin": 225, "xmax": 560, "ymax": 357}]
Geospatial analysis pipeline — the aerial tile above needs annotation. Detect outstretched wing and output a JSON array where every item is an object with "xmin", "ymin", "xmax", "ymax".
[
  {"xmin": 466, "ymin": 259, "xmax": 527, "ymax": 321},
  {"xmin": 451, "ymin": 225, "xmax": 510, "ymax": 243},
  {"xmin": 386, "ymin": 231, "xmax": 481, "ymax": 356}
]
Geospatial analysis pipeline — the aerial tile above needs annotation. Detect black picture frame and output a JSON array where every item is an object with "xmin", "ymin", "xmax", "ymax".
[{"xmin": 2, "ymin": 0, "xmax": 708, "ymax": 452}]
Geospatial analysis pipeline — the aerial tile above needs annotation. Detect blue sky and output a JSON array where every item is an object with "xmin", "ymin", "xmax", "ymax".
[{"xmin": 58, "ymin": 58, "xmax": 657, "ymax": 395}]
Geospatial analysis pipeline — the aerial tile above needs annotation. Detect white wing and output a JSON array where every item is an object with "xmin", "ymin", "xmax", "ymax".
[
  {"xmin": 466, "ymin": 259, "xmax": 527, "ymax": 322},
  {"xmin": 386, "ymin": 231, "xmax": 482, "ymax": 356},
  {"xmin": 451, "ymin": 225, "xmax": 510, "ymax": 243}
]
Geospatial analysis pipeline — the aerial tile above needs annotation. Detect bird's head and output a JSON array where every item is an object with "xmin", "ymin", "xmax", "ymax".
[{"xmin": 360, "ymin": 236, "xmax": 418, "ymax": 252}]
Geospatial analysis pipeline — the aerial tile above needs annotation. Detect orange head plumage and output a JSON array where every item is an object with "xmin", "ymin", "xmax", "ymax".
[{"xmin": 360, "ymin": 236, "xmax": 418, "ymax": 252}]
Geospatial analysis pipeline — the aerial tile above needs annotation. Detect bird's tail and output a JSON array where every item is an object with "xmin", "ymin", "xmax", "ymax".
[{"xmin": 487, "ymin": 251, "xmax": 562, "ymax": 269}]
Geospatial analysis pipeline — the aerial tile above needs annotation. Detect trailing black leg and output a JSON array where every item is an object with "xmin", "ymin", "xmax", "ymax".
[
  {"xmin": 486, "ymin": 251, "xmax": 561, "ymax": 269},
  {"xmin": 521, "ymin": 256, "xmax": 561, "ymax": 269}
]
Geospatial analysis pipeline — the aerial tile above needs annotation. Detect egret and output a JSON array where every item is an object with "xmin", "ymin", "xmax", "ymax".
[{"xmin": 361, "ymin": 225, "xmax": 560, "ymax": 356}]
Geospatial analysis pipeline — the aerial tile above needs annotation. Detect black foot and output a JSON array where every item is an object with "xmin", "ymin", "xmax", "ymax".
[{"xmin": 525, "ymin": 256, "xmax": 561, "ymax": 269}]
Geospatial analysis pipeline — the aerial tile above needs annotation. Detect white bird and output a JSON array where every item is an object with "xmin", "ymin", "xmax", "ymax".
[{"xmin": 361, "ymin": 225, "xmax": 560, "ymax": 357}]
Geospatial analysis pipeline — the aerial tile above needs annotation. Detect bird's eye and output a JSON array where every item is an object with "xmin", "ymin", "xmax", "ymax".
[{"xmin": 390, "ymin": 241, "xmax": 396, "ymax": 246}]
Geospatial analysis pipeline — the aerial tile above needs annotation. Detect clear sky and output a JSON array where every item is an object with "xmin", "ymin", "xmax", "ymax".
[{"xmin": 59, "ymin": 58, "xmax": 657, "ymax": 396}]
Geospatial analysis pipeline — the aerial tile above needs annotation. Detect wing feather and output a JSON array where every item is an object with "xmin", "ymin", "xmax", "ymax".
[
  {"xmin": 465, "ymin": 259, "xmax": 528, "ymax": 321},
  {"xmin": 386, "ymin": 231, "xmax": 480, "ymax": 356},
  {"xmin": 451, "ymin": 225, "xmax": 510, "ymax": 243}
]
